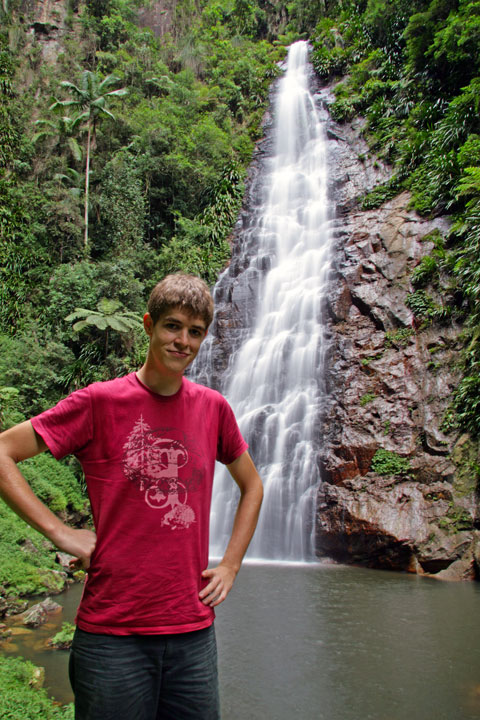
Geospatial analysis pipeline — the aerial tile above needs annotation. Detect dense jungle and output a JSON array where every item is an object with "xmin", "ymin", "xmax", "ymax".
[{"xmin": 1, "ymin": 0, "xmax": 480, "ymax": 715}]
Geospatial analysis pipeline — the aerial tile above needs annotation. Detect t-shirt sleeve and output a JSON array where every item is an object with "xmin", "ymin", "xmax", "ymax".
[
  {"xmin": 216, "ymin": 397, "xmax": 248, "ymax": 465},
  {"xmin": 31, "ymin": 386, "xmax": 94, "ymax": 460}
]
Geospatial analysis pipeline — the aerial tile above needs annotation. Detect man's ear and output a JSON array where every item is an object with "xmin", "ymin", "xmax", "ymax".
[{"xmin": 143, "ymin": 312, "xmax": 153, "ymax": 336}]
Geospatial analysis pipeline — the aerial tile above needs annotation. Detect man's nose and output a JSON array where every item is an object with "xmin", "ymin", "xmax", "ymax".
[{"xmin": 174, "ymin": 328, "xmax": 189, "ymax": 346}]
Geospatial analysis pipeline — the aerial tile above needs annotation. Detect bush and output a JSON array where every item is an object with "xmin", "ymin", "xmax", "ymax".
[
  {"xmin": 384, "ymin": 328, "xmax": 414, "ymax": 348},
  {"xmin": 20, "ymin": 454, "xmax": 86, "ymax": 514},
  {"xmin": 0, "ymin": 502, "xmax": 63, "ymax": 596},
  {"xmin": 0, "ymin": 327, "xmax": 74, "ymax": 418},
  {"xmin": 410, "ymin": 255, "xmax": 439, "ymax": 286},
  {"xmin": 0, "ymin": 656, "xmax": 72, "ymax": 719},
  {"xmin": 371, "ymin": 448, "xmax": 412, "ymax": 476},
  {"xmin": 49, "ymin": 621, "xmax": 76, "ymax": 649}
]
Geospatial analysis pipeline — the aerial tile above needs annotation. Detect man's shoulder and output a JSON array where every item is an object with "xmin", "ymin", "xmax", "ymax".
[
  {"xmin": 183, "ymin": 378, "xmax": 226, "ymax": 405},
  {"xmin": 86, "ymin": 373, "xmax": 136, "ymax": 398}
]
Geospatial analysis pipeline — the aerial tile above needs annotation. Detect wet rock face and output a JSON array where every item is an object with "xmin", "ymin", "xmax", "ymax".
[
  {"xmin": 21, "ymin": 0, "xmax": 73, "ymax": 63},
  {"xmin": 317, "ymin": 94, "xmax": 480, "ymax": 580},
  {"xmin": 192, "ymin": 104, "xmax": 277, "ymax": 392}
]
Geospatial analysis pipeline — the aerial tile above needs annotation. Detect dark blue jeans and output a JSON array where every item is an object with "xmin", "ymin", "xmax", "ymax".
[{"xmin": 69, "ymin": 625, "xmax": 220, "ymax": 720}]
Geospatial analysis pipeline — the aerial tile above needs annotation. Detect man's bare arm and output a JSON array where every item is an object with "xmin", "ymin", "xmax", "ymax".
[
  {"xmin": 199, "ymin": 450, "xmax": 263, "ymax": 607},
  {"xmin": 0, "ymin": 421, "xmax": 96, "ymax": 568}
]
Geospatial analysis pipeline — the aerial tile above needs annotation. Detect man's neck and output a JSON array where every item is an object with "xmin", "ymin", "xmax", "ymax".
[{"xmin": 136, "ymin": 366, "xmax": 183, "ymax": 396}]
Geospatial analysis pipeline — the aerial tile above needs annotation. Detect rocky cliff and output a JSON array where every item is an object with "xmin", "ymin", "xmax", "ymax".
[{"xmin": 318, "ymin": 92, "xmax": 480, "ymax": 581}]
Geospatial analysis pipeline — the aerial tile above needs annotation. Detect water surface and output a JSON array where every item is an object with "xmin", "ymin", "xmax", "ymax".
[{"xmin": 3, "ymin": 563, "xmax": 480, "ymax": 719}]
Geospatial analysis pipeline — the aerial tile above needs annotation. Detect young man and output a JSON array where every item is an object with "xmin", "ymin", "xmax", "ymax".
[{"xmin": 0, "ymin": 273, "xmax": 263, "ymax": 720}]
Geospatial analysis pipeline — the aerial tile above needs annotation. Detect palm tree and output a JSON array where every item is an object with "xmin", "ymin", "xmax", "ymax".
[
  {"xmin": 33, "ymin": 115, "xmax": 82, "ymax": 164},
  {"xmin": 66, "ymin": 299, "xmax": 142, "ymax": 357},
  {"xmin": 50, "ymin": 71, "xmax": 127, "ymax": 251}
]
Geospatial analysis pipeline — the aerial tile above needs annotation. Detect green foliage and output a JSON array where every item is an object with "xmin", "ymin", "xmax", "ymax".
[
  {"xmin": 0, "ymin": 45, "xmax": 19, "ymax": 168},
  {"xmin": 360, "ymin": 392, "xmax": 376, "ymax": 405},
  {"xmin": 49, "ymin": 621, "xmax": 76, "ymax": 649},
  {"xmin": 0, "ymin": 178, "xmax": 48, "ymax": 332},
  {"xmin": 404, "ymin": 0, "xmax": 462, "ymax": 83},
  {"xmin": 0, "ymin": 503, "xmax": 60, "ymax": 596},
  {"xmin": 361, "ymin": 175, "xmax": 402, "ymax": 209},
  {"xmin": 20, "ymin": 454, "xmax": 86, "ymax": 513},
  {"xmin": 157, "ymin": 162, "xmax": 245, "ymax": 284},
  {"xmin": 0, "ymin": 453, "xmax": 86, "ymax": 596},
  {"xmin": 311, "ymin": 18, "xmax": 350, "ymax": 80},
  {"xmin": 66, "ymin": 298, "xmax": 141, "ymax": 334},
  {"xmin": 0, "ymin": 386, "xmax": 25, "ymax": 430},
  {"xmin": 286, "ymin": 0, "xmax": 328, "ymax": 34},
  {"xmin": 362, "ymin": 0, "xmax": 412, "ymax": 67},
  {"xmin": 0, "ymin": 325, "xmax": 74, "ymax": 417},
  {"xmin": 405, "ymin": 289, "xmax": 450, "ymax": 323},
  {"xmin": 371, "ymin": 448, "xmax": 412, "ymax": 476},
  {"xmin": 0, "ymin": 656, "xmax": 72, "ymax": 718},
  {"xmin": 437, "ymin": 503, "xmax": 474, "ymax": 533},
  {"xmin": 66, "ymin": 298, "xmax": 142, "ymax": 358},
  {"xmin": 405, "ymin": 289, "xmax": 437, "ymax": 317},
  {"xmin": 49, "ymin": 69, "xmax": 128, "ymax": 250},
  {"xmin": 410, "ymin": 255, "xmax": 439, "ymax": 286},
  {"xmin": 445, "ymin": 372, "xmax": 480, "ymax": 437},
  {"xmin": 384, "ymin": 328, "xmax": 414, "ymax": 348},
  {"xmin": 94, "ymin": 153, "xmax": 146, "ymax": 256}
]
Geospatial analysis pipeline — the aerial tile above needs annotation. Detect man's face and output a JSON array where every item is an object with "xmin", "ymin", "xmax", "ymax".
[{"xmin": 143, "ymin": 308, "xmax": 208, "ymax": 378}]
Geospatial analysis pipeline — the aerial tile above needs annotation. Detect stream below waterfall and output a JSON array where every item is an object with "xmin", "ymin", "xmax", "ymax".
[{"xmin": 2, "ymin": 563, "xmax": 480, "ymax": 720}]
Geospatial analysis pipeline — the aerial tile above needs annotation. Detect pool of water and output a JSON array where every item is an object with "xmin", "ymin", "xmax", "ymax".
[{"xmin": 3, "ymin": 562, "xmax": 480, "ymax": 719}]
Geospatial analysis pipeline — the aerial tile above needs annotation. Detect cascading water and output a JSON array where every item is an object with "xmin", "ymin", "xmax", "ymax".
[{"xmin": 195, "ymin": 41, "xmax": 333, "ymax": 562}]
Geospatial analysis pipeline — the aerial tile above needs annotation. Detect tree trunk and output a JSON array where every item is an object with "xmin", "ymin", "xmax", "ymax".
[{"xmin": 84, "ymin": 123, "xmax": 92, "ymax": 251}]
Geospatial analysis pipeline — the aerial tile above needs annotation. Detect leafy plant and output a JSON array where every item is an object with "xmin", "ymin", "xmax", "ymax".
[
  {"xmin": 20, "ymin": 454, "xmax": 86, "ymax": 514},
  {"xmin": 384, "ymin": 327, "xmax": 414, "ymax": 348},
  {"xmin": 0, "ymin": 386, "xmax": 25, "ymax": 430},
  {"xmin": 66, "ymin": 298, "xmax": 142, "ymax": 356},
  {"xmin": 405, "ymin": 289, "xmax": 449, "ymax": 323},
  {"xmin": 410, "ymin": 255, "xmax": 439, "ymax": 286},
  {"xmin": 371, "ymin": 448, "xmax": 412, "ymax": 477},
  {"xmin": 0, "ymin": 656, "xmax": 73, "ymax": 718},
  {"xmin": 49, "ymin": 621, "xmax": 76, "ymax": 649}
]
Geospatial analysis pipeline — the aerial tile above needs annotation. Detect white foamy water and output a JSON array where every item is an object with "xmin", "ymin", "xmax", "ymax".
[{"xmin": 200, "ymin": 41, "xmax": 333, "ymax": 561}]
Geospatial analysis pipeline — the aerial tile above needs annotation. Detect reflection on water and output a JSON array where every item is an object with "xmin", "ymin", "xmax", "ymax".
[{"xmin": 2, "ymin": 564, "xmax": 480, "ymax": 720}]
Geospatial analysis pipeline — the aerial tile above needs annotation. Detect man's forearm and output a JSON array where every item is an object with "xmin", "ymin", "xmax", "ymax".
[
  {"xmin": 200, "ymin": 451, "xmax": 263, "ymax": 607},
  {"xmin": 219, "ymin": 481, "xmax": 263, "ymax": 573}
]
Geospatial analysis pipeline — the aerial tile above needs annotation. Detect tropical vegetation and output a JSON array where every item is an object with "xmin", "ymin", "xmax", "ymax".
[{"xmin": 1, "ymin": 0, "xmax": 480, "ymax": 714}]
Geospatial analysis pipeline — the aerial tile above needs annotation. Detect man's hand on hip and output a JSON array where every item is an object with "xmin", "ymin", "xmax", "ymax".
[{"xmin": 199, "ymin": 563, "xmax": 237, "ymax": 607}]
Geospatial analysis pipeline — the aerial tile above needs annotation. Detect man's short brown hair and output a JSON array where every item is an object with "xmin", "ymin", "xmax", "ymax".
[{"xmin": 147, "ymin": 273, "xmax": 214, "ymax": 328}]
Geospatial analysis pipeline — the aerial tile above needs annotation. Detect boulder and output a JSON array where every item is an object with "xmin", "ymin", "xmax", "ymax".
[{"xmin": 21, "ymin": 597, "xmax": 62, "ymax": 628}]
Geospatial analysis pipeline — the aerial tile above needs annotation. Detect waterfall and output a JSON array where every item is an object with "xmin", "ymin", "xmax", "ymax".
[{"xmin": 195, "ymin": 41, "xmax": 333, "ymax": 562}]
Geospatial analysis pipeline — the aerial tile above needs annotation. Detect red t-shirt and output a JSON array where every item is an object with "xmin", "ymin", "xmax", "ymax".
[{"xmin": 31, "ymin": 373, "xmax": 247, "ymax": 635}]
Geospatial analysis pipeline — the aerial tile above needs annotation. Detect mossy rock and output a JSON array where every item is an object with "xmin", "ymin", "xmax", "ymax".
[{"xmin": 451, "ymin": 434, "xmax": 480, "ymax": 497}]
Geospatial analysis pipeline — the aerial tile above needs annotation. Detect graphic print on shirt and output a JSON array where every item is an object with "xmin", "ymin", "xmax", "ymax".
[{"xmin": 122, "ymin": 415, "xmax": 199, "ymax": 529}]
